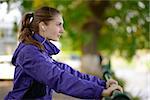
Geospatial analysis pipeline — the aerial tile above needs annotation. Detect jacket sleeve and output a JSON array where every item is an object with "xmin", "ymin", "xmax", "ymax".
[
  {"xmin": 54, "ymin": 61, "xmax": 106, "ymax": 87},
  {"xmin": 19, "ymin": 45, "xmax": 104, "ymax": 99}
]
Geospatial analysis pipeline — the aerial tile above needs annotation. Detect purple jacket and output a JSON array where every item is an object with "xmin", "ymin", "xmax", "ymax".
[{"xmin": 5, "ymin": 33, "xmax": 106, "ymax": 100}]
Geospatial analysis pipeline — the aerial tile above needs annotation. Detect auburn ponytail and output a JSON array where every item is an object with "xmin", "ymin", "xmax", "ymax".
[{"xmin": 19, "ymin": 12, "xmax": 44, "ymax": 51}]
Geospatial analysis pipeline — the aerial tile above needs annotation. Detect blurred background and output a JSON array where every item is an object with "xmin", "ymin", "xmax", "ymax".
[{"xmin": 0, "ymin": 0, "xmax": 149, "ymax": 100}]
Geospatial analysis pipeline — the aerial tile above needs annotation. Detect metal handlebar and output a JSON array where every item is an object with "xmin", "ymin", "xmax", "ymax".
[{"xmin": 103, "ymin": 71, "xmax": 131, "ymax": 100}]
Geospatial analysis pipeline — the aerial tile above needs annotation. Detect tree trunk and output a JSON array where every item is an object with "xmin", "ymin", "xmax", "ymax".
[{"xmin": 81, "ymin": 1, "xmax": 110, "ymax": 78}]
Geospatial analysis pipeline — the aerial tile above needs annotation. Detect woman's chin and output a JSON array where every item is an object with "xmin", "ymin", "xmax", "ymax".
[{"xmin": 51, "ymin": 38, "xmax": 59, "ymax": 41}]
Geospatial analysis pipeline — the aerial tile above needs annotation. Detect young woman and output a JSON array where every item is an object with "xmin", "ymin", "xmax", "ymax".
[{"xmin": 5, "ymin": 6, "xmax": 122, "ymax": 100}]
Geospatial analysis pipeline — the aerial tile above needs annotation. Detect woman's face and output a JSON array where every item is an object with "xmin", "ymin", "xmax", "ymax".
[{"xmin": 41, "ymin": 14, "xmax": 64, "ymax": 41}]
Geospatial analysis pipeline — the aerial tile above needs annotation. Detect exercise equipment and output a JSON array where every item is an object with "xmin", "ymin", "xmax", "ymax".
[{"xmin": 102, "ymin": 61, "xmax": 131, "ymax": 100}]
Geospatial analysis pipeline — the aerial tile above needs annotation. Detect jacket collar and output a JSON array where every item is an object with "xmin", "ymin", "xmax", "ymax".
[{"xmin": 32, "ymin": 33, "xmax": 60, "ymax": 55}]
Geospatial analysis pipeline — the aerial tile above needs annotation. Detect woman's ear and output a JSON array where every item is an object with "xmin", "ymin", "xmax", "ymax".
[
  {"xmin": 42, "ymin": 26, "xmax": 46, "ymax": 31},
  {"xmin": 39, "ymin": 22, "xmax": 46, "ymax": 31}
]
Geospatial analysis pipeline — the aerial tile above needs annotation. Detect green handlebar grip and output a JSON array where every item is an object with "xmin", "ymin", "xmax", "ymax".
[{"xmin": 103, "ymin": 71, "xmax": 131, "ymax": 100}]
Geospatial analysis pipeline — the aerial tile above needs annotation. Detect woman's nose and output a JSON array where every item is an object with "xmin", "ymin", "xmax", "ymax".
[{"xmin": 60, "ymin": 26, "xmax": 64, "ymax": 33}]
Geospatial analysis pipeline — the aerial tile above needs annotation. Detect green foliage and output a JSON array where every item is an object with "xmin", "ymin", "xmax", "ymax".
[
  {"xmin": 99, "ymin": 0, "xmax": 149, "ymax": 59},
  {"xmin": 22, "ymin": 0, "xmax": 33, "ymax": 11},
  {"xmin": 20, "ymin": 0, "xmax": 149, "ymax": 59}
]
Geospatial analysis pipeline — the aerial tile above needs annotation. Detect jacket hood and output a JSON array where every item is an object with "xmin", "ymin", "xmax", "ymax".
[
  {"xmin": 11, "ymin": 43, "xmax": 25, "ymax": 66},
  {"xmin": 11, "ymin": 33, "xmax": 60, "ymax": 66}
]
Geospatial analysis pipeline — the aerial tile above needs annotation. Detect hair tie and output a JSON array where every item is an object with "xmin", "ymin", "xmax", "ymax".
[{"xmin": 29, "ymin": 12, "xmax": 34, "ymax": 24}]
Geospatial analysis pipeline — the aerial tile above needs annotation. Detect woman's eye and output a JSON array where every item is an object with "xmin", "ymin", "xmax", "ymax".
[
  {"xmin": 59, "ymin": 23, "xmax": 62, "ymax": 26},
  {"xmin": 57, "ymin": 23, "xmax": 62, "ymax": 26}
]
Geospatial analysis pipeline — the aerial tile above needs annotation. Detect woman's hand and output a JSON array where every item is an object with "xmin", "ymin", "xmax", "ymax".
[
  {"xmin": 102, "ymin": 84, "xmax": 123, "ymax": 97},
  {"xmin": 106, "ymin": 79, "xmax": 118, "ymax": 88}
]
